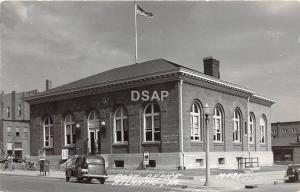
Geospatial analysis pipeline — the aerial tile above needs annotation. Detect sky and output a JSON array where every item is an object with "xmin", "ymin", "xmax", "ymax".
[{"xmin": 1, "ymin": 1, "xmax": 300, "ymax": 122}]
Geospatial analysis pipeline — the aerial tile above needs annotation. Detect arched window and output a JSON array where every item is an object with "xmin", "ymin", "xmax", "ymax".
[
  {"xmin": 213, "ymin": 106, "xmax": 224, "ymax": 142},
  {"xmin": 233, "ymin": 109, "xmax": 242, "ymax": 142},
  {"xmin": 249, "ymin": 113, "xmax": 255, "ymax": 144},
  {"xmin": 190, "ymin": 101, "xmax": 203, "ymax": 141},
  {"xmin": 43, "ymin": 116, "xmax": 53, "ymax": 147},
  {"xmin": 88, "ymin": 111, "xmax": 100, "ymax": 130},
  {"xmin": 260, "ymin": 116, "xmax": 266, "ymax": 144},
  {"xmin": 18, "ymin": 104, "xmax": 22, "ymax": 116},
  {"xmin": 114, "ymin": 107, "xmax": 128, "ymax": 143},
  {"xmin": 64, "ymin": 113, "xmax": 75, "ymax": 146},
  {"xmin": 144, "ymin": 103, "xmax": 160, "ymax": 142}
]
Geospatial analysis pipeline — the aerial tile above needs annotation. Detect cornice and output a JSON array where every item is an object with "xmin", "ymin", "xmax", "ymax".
[
  {"xmin": 179, "ymin": 68, "xmax": 255, "ymax": 95},
  {"xmin": 24, "ymin": 66, "xmax": 276, "ymax": 106},
  {"xmin": 24, "ymin": 73, "xmax": 180, "ymax": 104},
  {"xmin": 252, "ymin": 94, "xmax": 277, "ymax": 104}
]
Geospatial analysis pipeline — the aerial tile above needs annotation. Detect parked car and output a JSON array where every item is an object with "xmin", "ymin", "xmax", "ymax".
[
  {"xmin": 286, "ymin": 164, "xmax": 300, "ymax": 182},
  {"xmin": 65, "ymin": 155, "xmax": 108, "ymax": 184}
]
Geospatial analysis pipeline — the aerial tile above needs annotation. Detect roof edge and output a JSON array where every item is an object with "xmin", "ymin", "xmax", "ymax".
[
  {"xmin": 252, "ymin": 94, "xmax": 277, "ymax": 104},
  {"xmin": 179, "ymin": 68, "xmax": 256, "ymax": 94}
]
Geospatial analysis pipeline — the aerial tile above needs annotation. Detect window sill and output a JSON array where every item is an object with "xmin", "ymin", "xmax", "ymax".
[
  {"xmin": 191, "ymin": 141, "xmax": 203, "ymax": 145},
  {"xmin": 112, "ymin": 142, "xmax": 128, "ymax": 146},
  {"xmin": 142, "ymin": 141, "xmax": 161, "ymax": 145},
  {"xmin": 259, "ymin": 143, "xmax": 266, "ymax": 145},
  {"xmin": 42, "ymin": 146, "xmax": 53, "ymax": 149},
  {"xmin": 233, "ymin": 142, "xmax": 242, "ymax": 145},
  {"xmin": 213, "ymin": 142, "xmax": 224, "ymax": 145},
  {"xmin": 63, "ymin": 144, "xmax": 75, "ymax": 148}
]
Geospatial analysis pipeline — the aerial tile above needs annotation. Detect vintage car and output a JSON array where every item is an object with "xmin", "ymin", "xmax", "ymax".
[
  {"xmin": 65, "ymin": 155, "xmax": 108, "ymax": 184},
  {"xmin": 286, "ymin": 164, "xmax": 300, "ymax": 182}
]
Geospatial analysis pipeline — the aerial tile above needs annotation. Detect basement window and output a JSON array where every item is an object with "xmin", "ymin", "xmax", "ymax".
[
  {"xmin": 114, "ymin": 160, "xmax": 124, "ymax": 168},
  {"xmin": 149, "ymin": 160, "xmax": 156, "ymax": 168},
  {"xmin": 196, "ymin": 159, "xmax": 204, "ymax": 166},
  {"xmin": 218, "ymin": 158, "xmax": 225, "ymax": 165}
]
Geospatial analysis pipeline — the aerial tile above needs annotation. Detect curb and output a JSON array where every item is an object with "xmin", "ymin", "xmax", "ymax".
[
  {"xmin": 177, "ymin": 175, "xmax": 194, "ymax": 180},
  {"xmin": 0, "ymin": 172, "xmax": 63, "ymax": 180}
]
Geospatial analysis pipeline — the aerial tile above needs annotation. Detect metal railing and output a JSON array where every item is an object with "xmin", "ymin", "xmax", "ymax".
[{"xmin": 238, "ymin": 157, "xmax": 259, "ymax": 169}]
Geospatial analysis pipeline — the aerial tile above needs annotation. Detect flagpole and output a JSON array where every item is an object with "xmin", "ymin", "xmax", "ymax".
[{"xmin": 134, "ymin": 1, "xmax": 138, "ymax": 64}]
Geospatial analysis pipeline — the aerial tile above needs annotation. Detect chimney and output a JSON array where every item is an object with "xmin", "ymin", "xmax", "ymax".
[
  {"xmin": 203, "ymin": 56, "xmax": 220, "ymax": 79},
  {"xmin": 46, "ymin": 79, "xmax": 52, "ymax": 91}
]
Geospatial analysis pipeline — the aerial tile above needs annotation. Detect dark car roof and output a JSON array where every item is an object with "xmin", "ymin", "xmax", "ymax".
[
  {"xmin": 85, "ymin": 155, "xmax": 104, "ymax": 159},
  {"xmin": 288, "ymin": 164, "xmax": 300, "ymax": 168}
]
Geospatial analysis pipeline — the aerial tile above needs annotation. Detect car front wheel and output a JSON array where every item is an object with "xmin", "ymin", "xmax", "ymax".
[
  {"xmin": 77, "ymin": 176, "xmax": 82, "ymax": 183},
  {"xmin": 289, "ymin": 177, "xmax": 296, "ymax": 182},
  {"xmin": 99, "ymin": 178, "xmax": 105, "ymax": 184}
]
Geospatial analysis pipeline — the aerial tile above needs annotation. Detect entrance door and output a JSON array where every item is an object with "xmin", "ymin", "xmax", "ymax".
[
  {"xmin": 236, "ymin": 157, "xmax": 243, "ymax": 169},
  {"xmin": 15, "ymin": 150, "xmax": 22, "ymax": 160},
  {"xmin": 88, "ymin": 130, "xmax": 100, "ymax": 154}
]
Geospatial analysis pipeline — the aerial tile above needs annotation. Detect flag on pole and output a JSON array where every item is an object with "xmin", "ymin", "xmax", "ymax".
[{"xmin": 136, "ymin": 5, "xmax": 153, "ymax": 19}]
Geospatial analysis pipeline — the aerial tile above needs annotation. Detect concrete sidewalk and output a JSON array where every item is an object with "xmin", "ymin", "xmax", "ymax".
[{"xmin": 0, "ymin": 169, "xmax": 286, "ymax": 191}]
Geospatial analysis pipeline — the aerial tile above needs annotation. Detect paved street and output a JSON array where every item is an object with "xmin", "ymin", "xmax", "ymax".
[
  {"xmin": 0, "ymin": 175, "xmax": 178, "ymax": 192},
  {"xmin": 249, "ymin": 182, "xmax": 300, "ymax": 192},
  {"xmin": 1, "ymin": 174, "xmax": 300, "ymax": 192}
]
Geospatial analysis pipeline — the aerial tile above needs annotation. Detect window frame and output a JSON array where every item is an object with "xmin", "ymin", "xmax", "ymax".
[
  {"xmin": 190, "ymin": 101, "xmax": 203, "ymax": 142},
  {"xmin": 7, "ymin": 127, "xmax": 11, "ymax": 136},
  {"xmin": 24, "ymin": 127, "xmax": 29, "ymax": 137},
  {"xmin": 18, "ymin": 104, "xmax": 22, "ymax": 116},
  {"xmin": 260, "ymin": 116, "xmax": 266, "ymax": 144},
  {"xmin": 249, "ymin": 113, "xmax": 255, "ymax": 144},
  {"xmin": 213, "ymin": 106, "xmax": 224, "ymax": 143},
  {"xmin": 64, "ymin": 113, "xmax": 76, "ymax": 146},
  {"xmin": 143, "ymin": 103, "xmax": 161, "ymax": 142},
  {"xmin": 6, "ymin": 106, "xmax": 10, "ymax": 118},
  {"xmin": 113, "ymin": 106, "xmax": 128, "ymax": 144},
  {"xmin": 43, "ymin": 116, "xmax": 53, "ymax": 148},
  {"xmin": 233, "ymin": 109, "xmax": 242, "ymax": 143},
  {"xmin": 15, "ymin": 127, "xmax": 20, "ymax": 137},
  {"xmin": 87, "ymin": 111, "xmax": 100, "ymax": 130}
]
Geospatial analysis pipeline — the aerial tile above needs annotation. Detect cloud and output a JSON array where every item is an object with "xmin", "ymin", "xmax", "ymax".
[
  {"xmin": 255, "ymin": 1, "xmax": 299, "ymax": 15},
  {"xmin": 12, "ymin": 1, "xmax": 28, "ymax": 21},
  {"xmin": 266, "ymin": 30, "xmax": 286, "ymax": 40},
  {"xmin": 1, "ymin": 1, "xmax": 29, "ymax": 29},
  {"xmin": 1, "ymin": 1, "xmax": 299, "ymax": 121}
]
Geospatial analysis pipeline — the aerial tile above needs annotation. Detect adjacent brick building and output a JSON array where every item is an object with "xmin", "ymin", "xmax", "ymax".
[
  {"xmin": 0, "ymin": 90, "xmax": 37, "ymax": 160},
  {"xmin": 271, "ymin": 121, "xmax": 300, "ymax": 165},
  {"xmin": 24, "ymin": 58, "xmax": 276, "ymax": 169}
]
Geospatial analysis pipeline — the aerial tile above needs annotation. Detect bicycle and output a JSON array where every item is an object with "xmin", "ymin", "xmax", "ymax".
[{"xmin": 1, "ymin": 160, "xmax": 14, "ymax": 171}]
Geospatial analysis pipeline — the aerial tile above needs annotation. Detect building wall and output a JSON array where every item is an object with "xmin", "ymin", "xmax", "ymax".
[
  {"xmin": 2, "ymin": 121, "xmax": 30, "ymax": 159},
  {"xmin": 272, "ymin": 121, "xmax": 300, "ymax": 140},
  {"xmin": 29, "ymin": 79, "xmax": 274, "ymax": 169},
  {"xmin": 294, "ymin": 148, "xmax": 300, "ymax": 164},
  {"xmin": 181, "ymin": 82, "xmax": 272, "ymax": 169},
  {"xmin": 271, "ymin": 121, "xmax": 300, "ymax": 164},
  {"xmin": 248, "ymin": 101, "xmax": 272, "ymax": 152},
  {"xmin": 0, "ymin": 90, "xmax": 37, "ymax": 159},
  {"xmin": 30, "ymin": 81, "xmax": 180, "ymax": 160}
]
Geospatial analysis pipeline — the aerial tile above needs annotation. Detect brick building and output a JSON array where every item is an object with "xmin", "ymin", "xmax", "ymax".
[
  {"xmin": 271, "ymin": 121, "xmax": 300, "ymax": 165},
  {"xmin": 0, "ymin": 90, "xmax": 37, "ymax": 160},
  {"xmin": 24, "ymin": 58, "xmax": 275, "ymax": 169}
]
